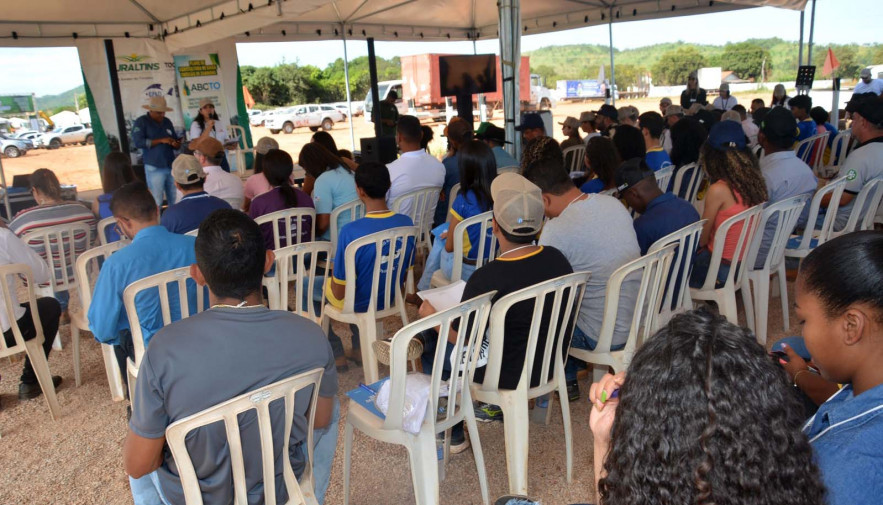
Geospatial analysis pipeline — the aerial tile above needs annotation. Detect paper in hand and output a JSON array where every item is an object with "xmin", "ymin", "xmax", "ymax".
[{"xmin": 417, "ymin": 280, "xmax": 466, "ymax": 312}]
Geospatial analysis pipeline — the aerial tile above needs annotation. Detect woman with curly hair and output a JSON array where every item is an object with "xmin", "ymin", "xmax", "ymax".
[
  {"xmin": 521, "ymin": 135, "xmax": 563, "ymax": 173},
  {"xmin": 580, "ymin": 136, "xmax": 620, "ymax": 194},
  {"xmin": 588, "ymin": 309, "xmax": 827, "ymax": 505},
  {"xmin": 689, "ymin": 121, "xmax": 767, "ymax": 288}
]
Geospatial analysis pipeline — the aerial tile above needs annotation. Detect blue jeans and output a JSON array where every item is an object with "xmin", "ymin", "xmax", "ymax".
[
  {"xmin": 309, "ymin": 275, "xmax": 359, "ymax": 358},
  {"xmin": 54, "ymin": 290, "xmax": 69, "ymax": 312},
  {"xmin": 688, "ymin": 248, "xmax": 731, "ymax": 289},
  {"xmin": 130, "ymin": 398, "xmax": 341, "ymax": 505},
  {"xmin": 144, "ymin": 163, "xmax": 176, "ymax": 207},
  {"xmin": 564, "ymin": 326, "xmax": 625, "ymax": 381},
  {"xmin": 417, "ymin": 236, "xmax": 477, "ymax": 291}
]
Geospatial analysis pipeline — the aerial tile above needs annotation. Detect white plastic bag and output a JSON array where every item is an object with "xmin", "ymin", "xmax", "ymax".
[{"xmin": 374, "ymin": 373, "xmax": 432, "ymax": 435}]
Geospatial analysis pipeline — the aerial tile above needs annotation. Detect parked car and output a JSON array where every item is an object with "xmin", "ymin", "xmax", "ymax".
[
  {"xmin": 40, "ymin": 124, "xmax": 93, "ymax": 149},
  {"xmin": 0, "ymin": 134, "xmax": 31, "ymax": 158},
  {"xmin": 247, "ymin": 109, "xmax": 263, "ymax": 127},
  {"xmin": 331, "ymin": 102, "xmax": 355, "ymax": 119},
  {"xmin": 266, "ymin": 104, "xmax": 346, "ymax": 134}
]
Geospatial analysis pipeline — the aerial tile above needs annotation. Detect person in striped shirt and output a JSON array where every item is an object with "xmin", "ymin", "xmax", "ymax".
[{"xmin": 9, "ymin": 169, "xmax": 96, "ymax": 321}]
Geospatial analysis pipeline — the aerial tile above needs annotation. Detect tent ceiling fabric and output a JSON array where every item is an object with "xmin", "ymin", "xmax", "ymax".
[{"xmin": 4, "ymin": 0, "xmax": 807, "ymax": 49}]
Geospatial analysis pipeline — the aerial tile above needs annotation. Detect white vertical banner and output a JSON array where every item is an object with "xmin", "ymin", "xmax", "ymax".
[{"xmin": 173, "ymin": 53, "xmax": 225, "ymax": 133}]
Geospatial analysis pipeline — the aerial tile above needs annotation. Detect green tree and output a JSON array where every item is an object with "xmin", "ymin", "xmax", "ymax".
[
  {"xmin": 652, "ymin": 46, "xmax": 706, "ymax": 86},
  {"xmin": 721, "ymin": 42, "xmax": 771, "ymax": 81}
]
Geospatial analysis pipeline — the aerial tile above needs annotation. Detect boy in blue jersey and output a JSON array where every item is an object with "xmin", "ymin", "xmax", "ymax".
[
  {"xmin": 789, "ymin": 95, "xmax": 818, "ymax": 143},
  {"xmin": 324, "ymin": 161, "xmax": 416, "ymax": 368},
  {"xmin": 638, "ymin": 111, "xmax": 674, "ymax": 173}
]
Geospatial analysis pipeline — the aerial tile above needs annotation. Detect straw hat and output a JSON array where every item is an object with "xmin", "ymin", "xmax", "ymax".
[
  {"xmin": 372, "ymin": 337, "xmax": 424, "ymax": 366},
  {"xmin": 143, "ymin": 96, "xmax": 173, "ymax": 112}
]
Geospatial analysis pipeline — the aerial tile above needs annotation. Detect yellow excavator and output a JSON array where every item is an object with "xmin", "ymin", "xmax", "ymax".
[{"xmin": 37, "ymin": 110, "xmax": 54, "ymax": 130}]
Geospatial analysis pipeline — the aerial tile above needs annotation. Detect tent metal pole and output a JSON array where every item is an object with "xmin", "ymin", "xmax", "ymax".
[
  {"xmin": 807, "ymin": 0, "xmax": 817, "ymax": 66},
  {"xmin": 0, "ymin": 156, "xmax": 11, "ymax": 221},
  {"xmin": 104, "ymin": 39, "xmax": 130, "ymax": 155},
  {"xmin": 608, "ymin": 7, "xmax": 616, "ymax": 106},
  {"xmin": 798, "ymin": 10, "xmax": 805, "ymax": 66},
  {"xmin": 498, "ymin": 0, "xmax": 521, "ymax": 160},
  {"xmin": 367, "ymin": 38, "xmax": 382, "ymax": 138},
  {"xmin": 341, "ymin": 27, "xmax": 356, "ymax": 151}
]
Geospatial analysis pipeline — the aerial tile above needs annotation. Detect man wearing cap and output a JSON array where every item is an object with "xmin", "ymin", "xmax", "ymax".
[
  {"xmin": 559, "ymin": 116, "xmax": 583, "ymax": 150},
  {"xmin": 637, "ymin": 111, "xmax": 673, "ymax": 173},
  {"xmin": 659, "ymin": 97, "xmax": 672, "ymax": 115},
  {"xmin": 521, "ymin": 158, "xmax": 639, "ymax": 400},
  {"xmin": 476, "ymin": 122, "xmax": 518, "ymax": 170},
  {"xmin": 189, "ymin": 97, "xmax": 233, "ymax": 173},
  {"xmin": 516, "ymin": 112, "xmax": 547, "ymax": 142},
  {"xmin": 680, "ymin": 71, "xmax": 708, "ymax": 110},
  {"xmin": 824, "ymin": 97, "xmax": 883, "ymax": 229},
  {"xmin": 755, "ymin": 107, "xmax": 818, "ymax": 268},
  {"xmin": 854, "ymin": 68, "xmax": 883, "ymax": 96},
  {"xmin": 132, "ymin": 96, "xmax": 181, "ymax": 207},
  {"xmin": 580, "ymin": 111, "xmax": 601, "ymax": 145},
  {"xmin": 712, "ymin": 83, "xmax": 738, "ymax": 111},
  {"xmin": 661, "ymin": 105, "xmax": 684, "ymax": 154},
  {"xmin": 595, "ymin": 104, "xmax": 619, "ymax": 137},
  {"xmin": 189, "ymin": 136, "xmax": 245, "ymax": 209},
  {"xmin": 160, "ymin": 155, "xmax": 231, "ymax": 234},
  {"xmin": 617, "ymin": 106, "xmax": 638, "ymax": 128},
  {"xmin": 386, "ymin": 115, "xmax": 445, "ymax": 218}
]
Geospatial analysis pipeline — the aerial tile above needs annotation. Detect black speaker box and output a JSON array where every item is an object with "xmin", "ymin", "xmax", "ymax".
[{"xmin": 360, "ymin": 136, "xmax": 398, "ymax": 164}]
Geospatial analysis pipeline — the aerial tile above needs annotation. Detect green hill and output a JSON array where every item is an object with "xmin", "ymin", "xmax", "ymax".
[{"xmin": 34, "ymin": 85, "xmax": 85, "ymax": 113}]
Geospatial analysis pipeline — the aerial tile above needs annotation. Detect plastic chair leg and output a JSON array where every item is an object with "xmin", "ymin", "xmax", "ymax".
[
  {"xmin": 407, "ymin": 431, "xmax": 440, "ymax": 505},
  {"xmin": 754, "ymin": 275, "xmax": 770, "ymax": 345},
  {"xmin": 557, "ymin": 373, "xmax": 574, "ymax": 483},
  {"xmin": 777, "ymin": 264, "xmax": 791, "ymax": 332},
  {"xmin": 101, "ymin": 343, "xmax": 125, "ymax": 402},
  {"xmin": 719, "ymin": 289, "xmax": 740, "ymax": 326},
  {"xmin": 463, "ymin": 404, "xmax": 491, "ymax": 505},
  {"xmin": 741, "ymin": 277, "xmax": 755, "ymax": 335},
  {"xmin": 500, "ymin": 389, "xmax": 530, "ymax": 496},
  {"xmin": 70, "ymin": 324, "xmax": 82, "ymax": 387},
  {"xmin": 26, "ymin": 340, "xmax": 61, "ymax": 421},
  {"xmin": 357, "ymin": 319, "xmax": 381, "ymax": 384},
  {"xmin": 263, "ymin": 276, "xmax": 280, "ymax": 310},
  {"xmin": 343, "ymin": 421, "xmax": 354, "ymax": 505}
]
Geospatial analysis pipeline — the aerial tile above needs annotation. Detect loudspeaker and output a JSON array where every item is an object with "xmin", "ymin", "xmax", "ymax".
[{"xmin": 360, "ymin": 136, "xmax": 398, "ymax": 164}]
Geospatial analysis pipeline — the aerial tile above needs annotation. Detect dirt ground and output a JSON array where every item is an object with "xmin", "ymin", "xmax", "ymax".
[{"xmin": 2, "ymin": 91, "xmax": 771, "ymax": 194}]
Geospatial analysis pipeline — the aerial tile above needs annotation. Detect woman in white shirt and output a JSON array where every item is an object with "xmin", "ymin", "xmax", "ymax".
[{"xmin": 189, "ymin": 98, "xmax": 232, "ymax": 172}]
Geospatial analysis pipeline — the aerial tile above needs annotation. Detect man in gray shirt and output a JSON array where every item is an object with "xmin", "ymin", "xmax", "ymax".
[
  {"xmin": 124, "ymin": 209, "xmax": 338, "ymax": 505},
  {"xmin": 523, "ymin": 157, "xmax": 640, "ymax": 400}
]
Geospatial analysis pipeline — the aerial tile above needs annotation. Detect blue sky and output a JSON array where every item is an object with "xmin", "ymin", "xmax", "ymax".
[{"xmin": 2, "ymin": 0, "xmax": 881, "ymax": 96}]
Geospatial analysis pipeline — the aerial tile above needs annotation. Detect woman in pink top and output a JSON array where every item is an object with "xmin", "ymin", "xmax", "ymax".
[
  {"xmin": 690, "ymin": 121, "xmax": 767, "ymax": 288},
  {"xmin": 242, "ymin": 136, "xmax": 279, "ymax": 212}
]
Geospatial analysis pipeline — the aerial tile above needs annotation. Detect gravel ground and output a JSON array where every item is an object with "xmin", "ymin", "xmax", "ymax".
[{"xmin": 0, "ymin": 276, "xmax": 800, "ymax": 505}]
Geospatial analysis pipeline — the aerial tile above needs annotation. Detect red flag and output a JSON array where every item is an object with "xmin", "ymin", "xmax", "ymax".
[
  {"xmin": 822, "ymin": 48, "xmax": 840, "ymax": 77},
  {"xmin": 242, "ymin": 85, "xmax": 256, "ymax": 109}
]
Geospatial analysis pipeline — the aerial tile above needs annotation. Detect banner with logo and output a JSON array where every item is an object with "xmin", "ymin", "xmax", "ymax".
[{"xmin": 173, "ymin": 53, "xmax": 225, "ymax": 133}]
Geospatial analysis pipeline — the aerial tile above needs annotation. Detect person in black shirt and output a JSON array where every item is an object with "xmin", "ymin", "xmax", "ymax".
[{"xmin": 679, "ymin": 71, "xmax": 708, "ymax": 110}]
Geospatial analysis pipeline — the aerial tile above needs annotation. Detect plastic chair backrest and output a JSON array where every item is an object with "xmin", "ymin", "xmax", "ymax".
[
  {"xmin": 329, "ymin": 199, "xmax": 365, "ymax": 260},
  {"xmin": 0, "ymin": 264, "xmax": 45, "ymax": 359},
  {"xmin": 746, "ymin": 195, "xmax": 809, "ymax": 273},
  {"xmin": 592, "ymin": 244, "xmax": 678, "ymax": 359},
  {"xmin": 562, "ymin": 145, "xmax": 585, "ymax": 175},
  {"xmin": 22, "ymin": 221, "xmax": 93, "ymax": 292},
  {"xmin": 447, "ymin": 183, "xmax": 461, "ymax": 215},
  {"xmin": 97, "ymin": 216, "xmax": 120, "ymax": 246},
  {"xmin": 790, "ymin": 176, "xmax": 848, "ymax": 252},
  {"xmin": 672, "ymin": 162, "xmax": 704, "ymax": 202},
  {"xmin": 827, "ymin": 130, "xmax": 853, "ymax": 173},
  {"xmin": 476, "ymin": 272, "xmax": 591, "ymax": 394},
  {"xmin": 74, "ymin": 241, "xmax": 126, "ymax": 315},
  {"xmin": 165, "ymin": 368, "xmax": 324, "ymax": 505},
  {"xmin": 695, "ymin": 204, "xmax": 764, "ymax": 292},
  {"xmin": 449, "ymin": 211, "xmax": 497, "ymax": 283},
  {"xmin": 795, "ymin": 132, "xmax": 828, "ymax": 168},
  {"xmin": 497, "ymin": 165, "xmax": 520, "ymax": 175},
  {"xmin": 340, "ymin": 226, "xmax": 418, "ymax": 315},
  {"xmin": 647, "ymin": 220, "xmax": 706, "ymax": 319},
  {"xmin": 391, "ymin": 187, "xmax": 440, "ymax": 251},
  {"xmin": 841, "ymin": 176, "xmax": 883, "ymax": 234},
  {"xmin": 275, "ymin": 241, "xmax": 333, "ymax": 324},
  {"xmin": 227, "ymin": 124, "xmax": 250, "ymax": 178},
  {"xmin": 654, "ymin": 165, "xmax": 674, "ymax": 192},
  {"xmin": 124, "ymin": 266, "xmax": 208, "ymax": 370},
  {"xmin": 254, "ymin": 207, "xmax": 317, "ymax": 251},
  {"xmin": 752, "ymin": 144, "xmax": 765, "ymax": 160},
  {"xmin": 384, "ymin": 292, "xmax": 495, "ymax": 432}
]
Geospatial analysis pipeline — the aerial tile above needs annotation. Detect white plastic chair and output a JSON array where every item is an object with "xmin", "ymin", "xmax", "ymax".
[
  {"xmin": 741, "ymin": 195, "xmax": 809, "ymax": 344},
  {"xmin": 562, "ymin": 145, "xmax": 586, "ymax": 175},
  {"xmin": 569, "ymin": 244, "xmax": 678, "ymax": 381},
  {"xmin": 97, "ymin": 216, "xmax": 122, "ymax": 246},
  {"xmin": 497, "ymin": 165, "xmax": 520, "ymax": 175},
  {"xmin": 166, "ymin": 368, "xmax": 324, "ymax": 505},
  {"xmin": 429, "ymin": 211, "xmax": 497, "ymax": 288},
  {"xmin": 654, "ymin": 164, "xmax": 674, "ymax": 192},
  {"xmin": 784, "ymin": 176, "xmax": 848, "ymax": 262},
  {"xmin": 227, "ymin": 124, "xmax": 251, "ymax": 178},
  {"xmin": 671, "ymin": 162, "xmax": 705, "ymax": 203},
  {"xmin": 472, "ymin": 271, "xmax": 591, "ymax": 496},
  {"xmin": 124, "ymin": 266, "xmax": 208, "ymax": 405},
  {"xmin": 446, "ymin": 182, "xmax": 461, "ymax": 215},
  {"xmin": 274, "ymin": 241, "xmax": 333, "ymax": 325},
  {"xmin": 0, "ymin": 263, "xmax": 61, "ymax": 421},
  {"xmin": 391, "ymin": 186, "xmax": 441, "ymax": 255},
  {"xmin": 690, "ymin": 204, "xmax": 764, "ymax": 326},
  {"xmin": 71, "ymin": 241, "xmax": 127, "ymax": 398},
  {"xmin": 344, "ymin": 292, "xmax": 496, "ymax": 505},
  {"xmin": 647, "ymin": 220, "xmax": 706, "ymax": 326},
  {"xmin": 822, "ymin": 130, "xmax": 853, "ymax": 178},
  {"xmin": 795, "ymin": 132, "xmax": 829, "ymax": 175},
  {"xmin": 835, "ymin": 176, "xmax": 883, "ymax": 236},
  {"xmin": 321, "ymin": 226, "xmax": 418, "ymax": 384},
  {"xmin": 329, "ymin": 199, "xmax": 365, "ymax": 262},
  {"xmin": 255, "ymin": 207, "xmax": 317, "ymax": 309},
  {"xmin": 752, "ymin": 144, "xmax": 765, "ymax": 160},
  {"xmin": 184, "ymin": 228, "xmax": 199, "ymax": 237}
]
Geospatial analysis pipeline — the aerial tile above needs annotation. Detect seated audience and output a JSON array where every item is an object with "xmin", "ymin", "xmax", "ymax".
[
  {"xmin": 93, "ymin": 152, "xmax": 135, "ymax": 243},
  {"xmin": 617, "ymin": 106, "xmax": 638, "ymax": 128},
  {"xmin": 476, "ymin": 123, "xmax": 518, "ymax": 170},
  {"xmin": 521, "ymin": 135, "xmax": 563, "ymax": 174},
  {"xmin": 324, "ymin": 161, "xmax": 416, "ymax": 369},
  {"xmin": 611, "ymin": 124, "xmax": 646, "ymax": 163},
  {"xmin": 637, "ymin": 112, "xmax": 673, "ymax": 172},
  {"xmin": 689, "ymin": 121, "xmax": 768, "ymax": 288},
  {"xmin": 300, "ymin": 142, "xmax": 341, "ymax": 196},
  {"xmin": 311, "ymin": 130, "xmax": 358, "ymax": 170},
  {"xmin": 386, "ymin": 115, "xmax": 445, "ymax": 218},
  {"xmin": 809, "ymin": 106, "xmax": 839, "ymax": 162},
  {"xmin": 523, "ymin": 158, "xmax": 639, "ymax": 400},
  {"xmin": 750, "ymin": 97, "xmax": 766, "ymax": 115},
  {"xmin": 124, "ymin": 209, "xmax": 339, "ymax": 505},
  {"xmin": 580, "ymin": 111, "xmax": 601, "ymax": 145},
  {"xmin": 588, "ymin": 310, "xmax": 827, "ymax": 505},
  {"xmin": 190, "ymin": 136, "xmax": 244, "ymax": 209},
  {"xmin": 420, "ymin": 125, "xmax": 435, "ymax": 152},
  {"xmin": 775, "ymin": 231, "xmax": 883, "ymax": 505},
  {"xmin": 0, "ymin": 224, "xmax": 62, "ymax": 399},
  {"xmin": 89, "ymin": 182, "xmax": 197, "ymax": 386},
  {"xmin": 243, "ymin": 136, "xmax": 279, "ymax": 212},
  {"xmin": 580, "ymin": 136, "xmax": 620, "ymax": 194},
  {"xmin": 10, "ymin": 168, "xmax": 96, "ymax": 320},
  {"xmin": 669, "ymin": 117, "xmax": 708, "ymax": 187},
  {"xmin": 559, "ymin": 116, "xmax": 583, "ymax": 150},
  {"xmin": 249, "ymin": 149, "xmax": 314, "ymax": 249},
  {"xmin": 160, "ymin": 154, "xmax": 231, "ymax": 234},
  {"xmin": 712, "ymin": 82, "xmax": 738, "ymax": 110},
  {"xmin": 311, "ymin": 150, "xmax": 358, "ymax": 242},
  {"xmin": 789, "ymin": 95, "xmax": 818, "ymax": 142},
  {"xmin": 616, "ymin": 158, "xmax": 700, "ymax": 254},
  {"xmin": 435, "ymin": 119, "xmax": 473, "ymax": 227},
  {"xmin": 515, "ymin": 112, "xmax": 547, "ymax": 142},
  {"xmin": 658, "ymin": 97, "xmax": 672, "ymax": 115},
  {"xmin": 417, "ymin": 140, "xmax": 496, "ymax": 291},
  {"xmin": 731, "ymin": 104, "xmax": 759, "ymax": 147},
  {"xmin": 595, "ymin": 104, "xmax": 619, "ymax": 138}
]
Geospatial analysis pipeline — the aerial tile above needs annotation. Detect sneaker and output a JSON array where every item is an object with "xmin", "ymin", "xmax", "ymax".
[
  {"xmin": 19, "ymin": 376, "xmax": 62, "ymax": 400},
  {"xmin": 566, "ymin": 379, "xmax": 580, "ymax": 402},
  {"xmin": 474, "ymin": 402, "xmax": 503, "ymax": 423},
  {"xmin": 494, "ymin": 495, "xmax": 540, "ymax": 505},
  {"xmin": 449, "ymin": 430, "xmax": 471, "ymax": 454}
]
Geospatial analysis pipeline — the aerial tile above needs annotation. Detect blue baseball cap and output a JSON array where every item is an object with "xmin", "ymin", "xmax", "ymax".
[
  {"xmin": 707, "ymin": 120, "xmax": 747, "ymax": 151},
  {"xmin": 516, "ymin": 113, "xmax": 545, "ymax": 131}
]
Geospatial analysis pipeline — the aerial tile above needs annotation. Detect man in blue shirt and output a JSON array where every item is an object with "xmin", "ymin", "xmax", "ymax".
[
  {"xmin": 637, "ymin": 111, "xmax": 674, "ymax": 172},
  {"xmin": 476, "ymin": 123, "xmax": 518, "ymax": 171},
  {"xmin": 160, "ymin": 154, "xmax": 231, "ymax": 234},
  {"xmin": 131, "ymin": 96, "xmax": 180, "ymax": 208},
  {"xmin": 789, "ymin": 94, "xmax": 818, "ymax": 143},
  {"xmin": 89, "ymin": 182, "xmax": 198, "ymax": 389},
  {"xmin": 617, "ymin": 157, "xmax": 699, "ymax": 254}
]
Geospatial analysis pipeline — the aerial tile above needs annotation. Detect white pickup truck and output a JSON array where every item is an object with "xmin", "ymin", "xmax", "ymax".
[
  {"xmin": 39, "ymin": 124, "xmax": 94, "ymax": 149},
  {"xmin": 266, "ymin": 104, "xmax": 346, "ymax": 134}
]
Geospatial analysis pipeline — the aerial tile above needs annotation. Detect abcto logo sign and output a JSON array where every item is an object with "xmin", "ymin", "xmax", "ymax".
[{"xmin": 191, "ymin": 82, "xmax": 221, "ymax": 92}]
